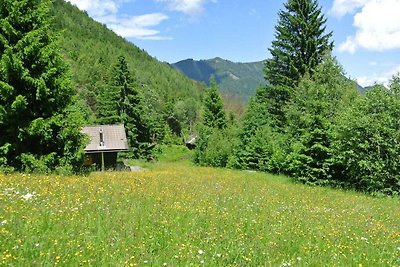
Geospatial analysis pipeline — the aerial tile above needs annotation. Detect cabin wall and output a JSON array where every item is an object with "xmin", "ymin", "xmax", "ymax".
[{"xmin": 84, "ymin": 152, "xmax": 118, "ymax": 170}]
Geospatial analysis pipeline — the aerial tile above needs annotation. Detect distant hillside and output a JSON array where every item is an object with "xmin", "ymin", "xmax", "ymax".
[
  {"xmin": 51, "ymin": 0, "xmax": 204, "ymax": 123},
  {"xmin": 172, "ymin": 58, "xmax": 266, "ymax": 102}
]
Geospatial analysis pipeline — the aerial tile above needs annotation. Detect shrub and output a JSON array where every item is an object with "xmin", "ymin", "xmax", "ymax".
[{"xmin": 332, "ymin": 84, "xmax": 400, "ymax": 195}]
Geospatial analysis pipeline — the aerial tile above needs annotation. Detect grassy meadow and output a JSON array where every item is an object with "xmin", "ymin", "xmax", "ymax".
[{"xmin": 1, "ymin": 150, "xmax": 399, "ymax": 266}]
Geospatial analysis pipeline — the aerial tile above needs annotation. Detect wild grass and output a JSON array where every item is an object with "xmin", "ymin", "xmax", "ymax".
[{"xmin": 1, "ymin": 159, "xmax": 399, "ymax": 266}]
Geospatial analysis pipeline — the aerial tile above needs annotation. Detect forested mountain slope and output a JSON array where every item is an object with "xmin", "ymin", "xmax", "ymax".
[
  {"xmin": 172, "ymin": 58, "xmax": 265, "ymax": 102},
  {"xmin": 51, "ymin": 0, "xmax": 204, "ymax": 121}
]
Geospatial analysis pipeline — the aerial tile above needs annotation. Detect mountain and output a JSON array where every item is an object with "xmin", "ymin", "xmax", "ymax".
[
  {"xmin": 172, "ymin": 58, "xmax": 266, "ymax": 102},
  {"xmin": 51, "ymin": 0, "xmax": 204, "ymax": 125}
]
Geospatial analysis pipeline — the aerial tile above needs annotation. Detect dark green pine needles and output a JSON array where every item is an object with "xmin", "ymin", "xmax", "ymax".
[
  {"xmin": 265, "ymin": 0, "xmax": 333, "ymax": 88},
  {"xmin": 0, "ymin": 0, "xmax": 85, "ymax": 172}
]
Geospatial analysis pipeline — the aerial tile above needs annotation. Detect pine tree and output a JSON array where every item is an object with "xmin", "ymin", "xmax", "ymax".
[
  {"xmin": 113, "ymin": 56, "xmax": 150, "ymax": 158},
  {"xmin": 265, "ymin": 0, "xmax": 333, "ymax": 88},
  {"xmin": 203, "ymin": 78, "xmax": 227, "ymax": 130},
  {"xmin": 257, "ymin": 0, "xmax": 333, "ymax": 128},
  {"xmin": 96, "ymin": 85, "xmax": 121, "ymax": 124},
  {"xmin": 0, "ymin": 0, "xmax": 85, "ymax": 172}
]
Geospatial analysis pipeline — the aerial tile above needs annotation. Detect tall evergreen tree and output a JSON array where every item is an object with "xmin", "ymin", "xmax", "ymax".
[
  {"xmin": 265, "ymin": 0, "xmax": 333, "ymax": 88},
  {"xmin": 0, "ymin": 0, "xmax": 85, "ymax": 172},
  {"xmin": 96, "ymin": 85, "xmax": 121, "ymax": 124},
  {"xmin": 203, "ymin": 78, "xmax": 227, "ymax": 130},
  {"xmin": 114, "ymin": 56, "xmax": 150, "ymax": 157}
]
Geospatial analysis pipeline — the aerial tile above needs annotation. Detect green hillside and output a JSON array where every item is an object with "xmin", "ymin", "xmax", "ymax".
[
  {"xmin": 172, "ymin": 58, "xmax": 265, "ymax": 102},
  {"xmin": 51, "ymin": 0, "xmax": 204, "ymax": 124}
]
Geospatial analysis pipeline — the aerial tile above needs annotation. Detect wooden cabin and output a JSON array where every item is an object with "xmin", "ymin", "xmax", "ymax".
[{"xmin": 82, "ymin": 125, "xmax": 129, "ymax": 170}]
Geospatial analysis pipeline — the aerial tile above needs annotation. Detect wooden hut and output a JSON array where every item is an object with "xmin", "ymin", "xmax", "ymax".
[{"xmin": 82, "ymin": 125, "xmax": 129, "ymax": 170}]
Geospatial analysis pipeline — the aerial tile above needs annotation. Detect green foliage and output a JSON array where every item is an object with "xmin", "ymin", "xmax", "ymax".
[
  {"xmin": 332, "ymin": 80, "xmax": 400, "ymax": 195},
  {"xmin": 194, "ymin": 79, "xmax": 235, "ymax": 167},
  {"xmin": 203, "ymin": 78, "xmax": 227, "ymax": 130},
  {"xmin": 262, "ymin": 0, "xmax": 333, "ymax": 128},
  {"xmin": 111, "ymin": 55, "xmax": 153, "ymax": 158},
  {"xmin": 173, "ymin": 58, "xmax": 265, "ymax": 102},
  {"xmin": 233, "ymin": 85, "xmax": 288, "ymax": 172},
  {"xmin": 194, "ymin": 126, "xmax": 238, "ymax": 168},
  {"xmin": 51, "ymin": 0, "xmax": 204, "ymax": 127},
  {"xmin": 265, "ymin": 0, "xmax": 333, "ymax": 88},
  {"xmin": 96, "ymin": 85, "xmax": 121, "ymax": 124},
  {"xmin": 0, "ymin": 0, "xmax": 85, "ymax": 172},
  {"xmin": 232, "ymin": 125, "xmax": 288, "ymax": 173},
  {"xmin": 284, "ymin": 58, "xmax": 359, "ymax": 185}
]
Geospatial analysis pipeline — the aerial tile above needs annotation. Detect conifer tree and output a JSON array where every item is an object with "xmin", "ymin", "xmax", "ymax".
[
  {"xmin": 203, "ymin": 78, "xmax": 227, "ymax": 130},
  {"xmin": 265, "ymin": 0, "xmax": 333, "ymax": 88},
  {"xmin": 96, "ymin": 85, "xmax": 121, "ymax": 124},
  {"xmin": 114, "ymin": 56, "xmax": 150, "ymax": 157},
  {"xmin": 0, "ymin": 0, "xmax": 85, "ymax": 172}
]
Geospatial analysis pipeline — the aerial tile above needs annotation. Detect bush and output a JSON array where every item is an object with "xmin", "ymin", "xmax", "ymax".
[
  {"xmin": 233, "ymin": 126, "xmax": 288, "ymax": 173},
  {"xmin": 332, "ymin": 84, "xmax": 400, "ymax": 195},
  {"xmin": 194, "ymin": 126, "xmax": 238, "ymax": 168}
]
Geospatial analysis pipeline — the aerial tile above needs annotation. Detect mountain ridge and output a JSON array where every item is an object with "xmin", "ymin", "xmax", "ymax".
[{"xmin": 172, "ymin": 58, "xmax": 266, "ymax": 102}]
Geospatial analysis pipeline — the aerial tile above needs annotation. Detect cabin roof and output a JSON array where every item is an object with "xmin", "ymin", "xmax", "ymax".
[{"xmin": 82, "ymin": 124, "xmax": 129, "ymax": 153}]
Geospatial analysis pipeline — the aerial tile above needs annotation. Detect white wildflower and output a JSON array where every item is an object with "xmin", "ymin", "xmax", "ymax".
[
  {"xmin": 21, "ymin": 192, "xmax": 34, "ymax": 200},
  {"xmin": 1, "ymin": 220, "xmax": 7, "ymax": 225},
  {"xmin": 198, "ymin": 249, "xmax": 205, "ymax": 255}
]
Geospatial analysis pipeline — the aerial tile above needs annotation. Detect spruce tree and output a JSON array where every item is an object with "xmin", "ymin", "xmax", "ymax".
[
  {"xmin": 0, "ymin": 0, "xmax": 85, "ymax": 172},
  {"xmin": 96, "ymin": 85, "xmax": 121, "ymax": 124},
  {"xmin": 114, "ymin": 56, "xmax": 150, "ymax": 157},
  {"xmin": 256, "ymin": 0, "xmax": 334, "ymax": 128},
  {"xmin": 265, "ymin": 0, "xmax": 333, "ymax": 88},
  {"xmin": 203, "ymin": 78, "xmax": 227, "ymax": 130}
]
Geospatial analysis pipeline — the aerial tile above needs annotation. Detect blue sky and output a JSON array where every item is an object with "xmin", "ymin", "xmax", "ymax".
[{"xmin": 67, "ymin": 0, "xmax": 400, "ymax": 87}]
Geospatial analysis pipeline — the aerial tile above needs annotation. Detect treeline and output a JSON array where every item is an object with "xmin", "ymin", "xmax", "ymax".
[
  {"xmin": 51, "ymin": 0, "xmax": 205, "ymax": 143},
  {"xmin": 0, "ymin": 0, "xmax": 204, "ymax": 173},
  {"xmin": 195, "ymin": 0, "xmax": 400, "ymax": 195}
]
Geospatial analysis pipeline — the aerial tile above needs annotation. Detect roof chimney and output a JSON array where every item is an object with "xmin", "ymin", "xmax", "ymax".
[{"xmin": 99, "ymin": 128, "xmax": 104, "ymax": 147}]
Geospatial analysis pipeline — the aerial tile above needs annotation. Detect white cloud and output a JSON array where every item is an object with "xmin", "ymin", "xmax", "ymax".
[
  {"xmin": 332, "ymin": 0, "xmax": 400, "ymax": 53},
  {"xmin": 67, "ymin": 0, "xmax": 118, "ymax": 17},
  {"xmin": 107, "ymin": 13, "xmax": 171, "ymax": 39},
  {"xmin": 156, "ymin": 0, "xmax": 212, "ymax": 16},
  {"xmin": 330, "ymin": 0, "xmax": 368, "ymax": 18},
  {"xmin": 357, "ymin": 65, "xmax": 400, "ymax": 87},
  {"xmin": 66, "ymin": 0, "xmax": 170, "ymax": 40}
]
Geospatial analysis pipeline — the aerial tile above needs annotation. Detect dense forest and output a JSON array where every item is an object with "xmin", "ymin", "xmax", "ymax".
[{"xmin": 1, "ymin": 0, "xmax": 399, "ymax": 195}]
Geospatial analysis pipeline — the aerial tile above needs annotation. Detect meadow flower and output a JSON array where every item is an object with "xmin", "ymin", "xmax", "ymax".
[
  {"xmin": 1, "ymin": 220, "xmax": 7, "ymax": 225},
  {"xmin": 21, "ymin": 192, "xmax": 34, "ymax": 200},
  {"xmin": 198, "ymin": 249, "xmax": 204, "ymax": 255}
]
